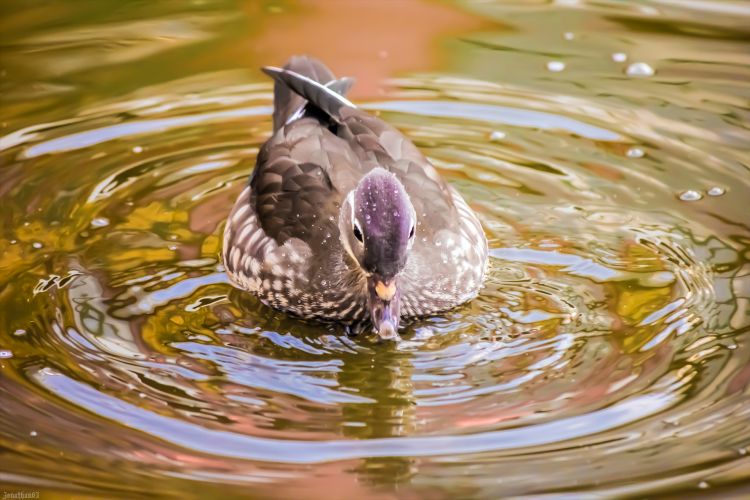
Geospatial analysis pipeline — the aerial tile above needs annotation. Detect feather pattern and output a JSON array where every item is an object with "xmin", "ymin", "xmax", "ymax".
[
  {"xmin": 262, "ymin": 66, "xmax": 355, "ymax": 123},
  {"xmin": 223, "ymin": 56, "xmax": 488, "ymax": 324}
]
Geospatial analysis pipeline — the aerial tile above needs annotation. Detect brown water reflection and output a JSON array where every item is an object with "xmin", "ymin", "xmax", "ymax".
[{"xmin": 1, "ymin": 0, "xmax": 749, "ymax": 498}]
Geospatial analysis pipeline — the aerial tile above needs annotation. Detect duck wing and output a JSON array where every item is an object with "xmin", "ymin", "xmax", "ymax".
[
  {"xmin": 250, "ymin": 57, "xmax": 363, "ymax": 248},
  {"xmin": 268, "ymin": 55, "xmax": 338, "ymax": 132},
  {"xmin": 251, "ymin": 121, "xmax": 364, "ymax": 247},
  {"xmin": 254, "ymin": 58, "xmax": 462, "ymax": 248},
  {"xmin": 268, "ymin": 61, "xmax": 459, "ymax": 223}
]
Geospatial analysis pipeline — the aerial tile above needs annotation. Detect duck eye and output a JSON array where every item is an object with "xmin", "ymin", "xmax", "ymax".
[
  {"xmin": 353, "ymin": 224, "xmax": 363, "ymax": 242},
  {"xmin": 409, "ymin": 225, "xmax": 415, "ymax": 239}
]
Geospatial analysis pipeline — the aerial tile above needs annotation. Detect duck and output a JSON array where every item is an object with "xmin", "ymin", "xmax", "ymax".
[{"xmin": 223, "ymin": 56, "xmax": 488, "ymax": 340}]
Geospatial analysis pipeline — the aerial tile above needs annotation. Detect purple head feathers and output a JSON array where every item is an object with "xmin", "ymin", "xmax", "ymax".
[{"xmin": 353, "ymin": 168, "xmax": 415, "ymax": 279}]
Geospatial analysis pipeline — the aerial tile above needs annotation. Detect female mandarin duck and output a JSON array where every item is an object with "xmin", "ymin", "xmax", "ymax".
[{"xmin": 223, "ymin": 56, "xmax": 488, "ymax": 340}]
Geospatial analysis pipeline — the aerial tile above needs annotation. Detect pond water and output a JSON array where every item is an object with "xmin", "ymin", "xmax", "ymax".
[{"xmin": 1, "ymin": 0, "xmax": 749, "ymax": 497}]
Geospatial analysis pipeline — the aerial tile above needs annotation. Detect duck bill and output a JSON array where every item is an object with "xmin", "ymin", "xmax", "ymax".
[{"xmin": 367, "ymin": 277, "xmax": 400, "ymax": 340}]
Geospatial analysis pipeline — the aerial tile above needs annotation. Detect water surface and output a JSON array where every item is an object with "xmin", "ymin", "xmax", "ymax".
[{"xmin": 1, "ymin": 0, "xmax": 749, "ymax": 497}]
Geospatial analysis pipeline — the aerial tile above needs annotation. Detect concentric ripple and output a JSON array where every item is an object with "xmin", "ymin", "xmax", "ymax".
[{"xmin": 1, "ymin": 1, "xmax": 749, "ymax": 498}]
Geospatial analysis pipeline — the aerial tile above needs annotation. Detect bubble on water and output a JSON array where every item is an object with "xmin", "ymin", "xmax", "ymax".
[
  {"xmin": 563, "ymin": 32, "xmax": 574, "ymax": 40},
  {"xmin": 13, "ymin": 329, "xmax": 26, "ymax": 336},
  {"xmin": 31, "ymin": 242, "xmax": 43, "ymax": 249},
  {"xmin": 706, "ymin": 186, "xmax": 725, "ymax": 196},
  {"xmin": 626, "ymin": 62, "xmax": 655, "ymax": 77},
  {"xmin": 738, "ymin": 447, "xmax": 747, "ymax": 456},
  {"xmin": 489, "ymin": 130, "xmax": 506, "ymax": 141},
  {"xmin": 698, "ymin": 481, "xmax": 709, "ymax": 489},
  {"xmin": 29, "ymin": 430, "xmax": 37, "ymax": 437},
  {"xmin": 612, "ymin": 52, "xmax": 628, "ymax": 63},
  {"xmin": 0, "ymin": 350, "xmax": 13, "ymax": 359},
  {"xmin": 132, "ymin": 145, "xmax": 143, "ymax": 154},
  {"xmin": 626, "ymin": 147, "xmax": 645, "ymax": 158},
  {"xmin": 547, "ymin": 61, "xmax": 566, "ymax": 72},
  {"xmin": 10, "ymin": 239, "xmax": 17, "ymax": 245},
  {"xmin": 91, "ymin": 217, "xmax": 109, "ymax": 228},
  {"xmin": 679, "ymin": 190, "xmax": 703, "ymax": 202}
]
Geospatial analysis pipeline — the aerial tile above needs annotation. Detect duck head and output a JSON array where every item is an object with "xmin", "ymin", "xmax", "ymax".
[{"xmin": 339, "ymin": 167, "xmax": 416, "ymax": 340}]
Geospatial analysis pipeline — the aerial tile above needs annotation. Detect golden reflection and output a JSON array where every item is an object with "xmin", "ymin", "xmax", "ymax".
[{"xmin": 1, "ymin": 0, "xmax": 749, "ymax": 497}]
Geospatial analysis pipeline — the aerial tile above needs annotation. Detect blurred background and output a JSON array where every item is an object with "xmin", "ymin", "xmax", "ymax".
[{"xmin": 3, "ymin": 0, "xmax": 747, "ymax": 127}]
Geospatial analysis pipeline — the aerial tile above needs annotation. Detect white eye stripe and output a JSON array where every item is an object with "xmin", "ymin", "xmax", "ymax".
[{"xmin": 339, "ymin": 190, "xmax": 362, "ymax": 266}]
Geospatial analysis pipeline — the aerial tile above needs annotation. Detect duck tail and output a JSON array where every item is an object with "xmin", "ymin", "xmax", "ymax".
[{"xmin": 265, "ymin": 55, "xmax": 355, "ymax": 131}]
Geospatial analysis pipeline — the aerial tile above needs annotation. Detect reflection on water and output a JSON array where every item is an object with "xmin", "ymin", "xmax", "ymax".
[{"xmin": 1, "ymin": 0, "xmax": 749, "ymax": 497}]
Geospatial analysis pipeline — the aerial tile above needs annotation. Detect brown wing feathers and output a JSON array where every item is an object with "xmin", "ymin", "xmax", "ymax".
[
  {"xmin": 263, "ymin": 65, "xmax": 355, "ymax": 125},
  {"xmin": 270, "ymin": 56, "xmax": 336, "ymax": 131}
]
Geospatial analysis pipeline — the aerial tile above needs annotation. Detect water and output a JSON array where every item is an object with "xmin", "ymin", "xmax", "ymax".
[{"xmin": 1, "ymin": 0, "xmax": 749, "ymax": 497}]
